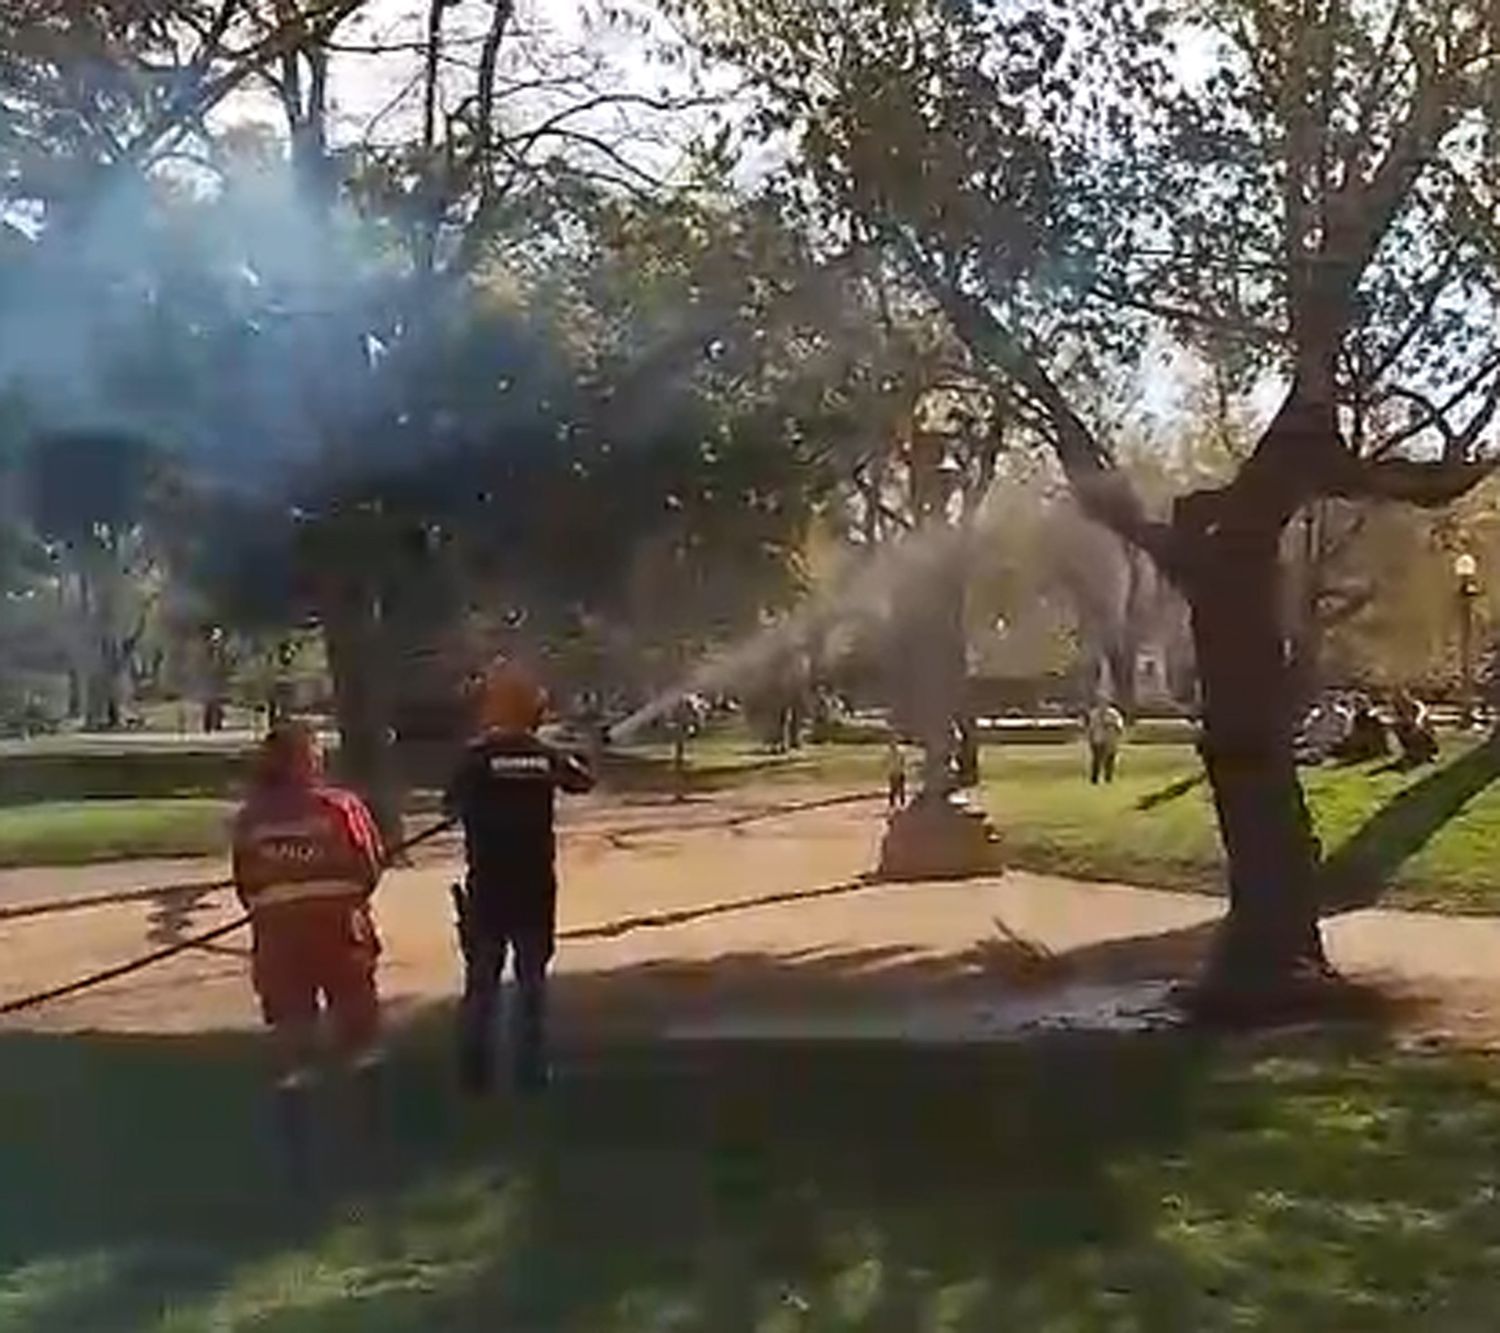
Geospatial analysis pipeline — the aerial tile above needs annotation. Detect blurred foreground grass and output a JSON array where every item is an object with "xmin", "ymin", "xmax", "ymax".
[{"xmin": 4, "ymin": 1023, "xmax": 1500, "ymax": 1331}]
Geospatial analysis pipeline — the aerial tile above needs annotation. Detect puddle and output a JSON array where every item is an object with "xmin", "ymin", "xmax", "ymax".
[{"xmin": 666, "ymin": 980, "xmax": 1183, "ymax": 1044}]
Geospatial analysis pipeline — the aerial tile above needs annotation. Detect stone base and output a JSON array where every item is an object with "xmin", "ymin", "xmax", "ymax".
[{"xmin": 876, "ymin": 793, "xmax": 1002, "ymax": 882}]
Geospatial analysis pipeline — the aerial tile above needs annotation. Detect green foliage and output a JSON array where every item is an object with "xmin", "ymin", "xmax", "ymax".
[{"xmin": 679, "ymin": 0, "xmax": 1500, "ymax": 475}]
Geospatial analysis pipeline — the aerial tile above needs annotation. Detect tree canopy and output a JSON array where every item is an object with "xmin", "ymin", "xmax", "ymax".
[
  {"xmin": 668, "ymin": 0, "xmax": 1500, "ymax": 991},
  {"xmin": 677, "ymin": 0, "xmax": 1500, "ymax": 516}
]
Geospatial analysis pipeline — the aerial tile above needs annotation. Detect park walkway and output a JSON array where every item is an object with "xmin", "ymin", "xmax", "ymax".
[{"xmin": 3, "ymin": 785, "xmax": 1500, "ymax": 1045}]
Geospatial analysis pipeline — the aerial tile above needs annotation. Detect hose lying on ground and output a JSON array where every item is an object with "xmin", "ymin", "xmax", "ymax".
[
  {"xmin": 0, "ymin": 787, "xmax": 885, "ymax": 1018},
  {"xmin": 0, "ymin": 817, "xmax": 456, "ymax": 1018},
  {"xmin": 0, "ymin": 790, "xmax": 884, "ymax": 925}
]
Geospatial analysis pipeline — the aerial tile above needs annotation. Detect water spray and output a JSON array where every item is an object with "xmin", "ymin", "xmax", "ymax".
[{"xmin": 609, "ymin": 489, "xmax": 1008, "ymax": 743}]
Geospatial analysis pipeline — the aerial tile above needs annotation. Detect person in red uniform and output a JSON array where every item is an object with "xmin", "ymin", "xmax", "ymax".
[
  {"xmin": 444, "ymin": 659, "xmax": 593, "ymax": 1094},
  {"xmin": 232, "ymin": 720, "xmax": 385, "ymax": 1181}
]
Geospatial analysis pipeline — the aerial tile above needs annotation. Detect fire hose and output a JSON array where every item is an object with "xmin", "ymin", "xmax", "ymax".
[
  {"xmin": 0, "ymin": 788, "xmax": 883, "ymax": 1019},
  {"xmin": 0, "ymin": 816, "xmax": 457, "ymax": 1018}
]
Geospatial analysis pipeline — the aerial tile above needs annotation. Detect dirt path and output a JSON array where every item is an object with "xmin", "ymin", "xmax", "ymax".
[
  {"xmin": 5, "ymin": 784, "xmax": 1500, "ymax": 1045},
  {"xmin": 0, "ymin": 787, "xmax": 875, "ymax": 915}
]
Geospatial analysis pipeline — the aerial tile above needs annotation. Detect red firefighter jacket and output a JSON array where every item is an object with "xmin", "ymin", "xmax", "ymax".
[{"xmin": 232, "ymin": 782, "xmax": 384, "ymax": 915}]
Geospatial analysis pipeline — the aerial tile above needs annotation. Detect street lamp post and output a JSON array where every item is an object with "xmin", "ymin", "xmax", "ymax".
[{"xmin": 1455, "ymin": 553, "xmax": 1481, "ymax": 729}]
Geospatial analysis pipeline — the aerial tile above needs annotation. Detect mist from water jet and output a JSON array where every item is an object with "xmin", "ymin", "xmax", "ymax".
[{"xmin": 610, "ymin": 491, "xmax": 1007, "ymax": 742}]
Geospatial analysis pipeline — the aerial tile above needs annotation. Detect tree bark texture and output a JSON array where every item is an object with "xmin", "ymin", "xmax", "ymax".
[
  {"xmin": 322, "ymin": 578, "xmax": 404, "ymax": 848},
  {"xmin": 1172, "ymin": 490, "xmax": 1329, "ymax": 1003}
]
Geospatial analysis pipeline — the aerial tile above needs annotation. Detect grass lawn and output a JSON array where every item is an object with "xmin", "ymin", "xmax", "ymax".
[
  {"xmin": 0, "ymin": 736, "xmax": 846, "ymax": 868},
  {"xmin": 667, "ymin": 734, "xmax": 1500, "ymax": 913},
  {"xmin": 0, "ymin": 800, "xmax": 232, "ymax": 868},
  {"xmin": 5, "ymin": 734, "xmax": 1500, "ymax": 911},
  {"xmin": 639, "ymin": 737, "xmax": 890, "ymax": 790},
  {"xmin": 5, "ymin": 1023, "xmax": 1500, "ymax": 1331},
  {"xmin": 977, "ymin": 740, "xmax": 1500, "ymax": 913}
]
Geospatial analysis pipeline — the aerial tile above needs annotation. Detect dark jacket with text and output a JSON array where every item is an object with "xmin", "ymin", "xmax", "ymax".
[{"xmin": 443, "ymin": 731, "xmax": 594, "ymax": 936}]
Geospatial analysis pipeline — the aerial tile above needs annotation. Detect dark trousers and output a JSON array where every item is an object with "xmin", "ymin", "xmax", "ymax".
[
  {"xmin": 887, "ymin": 771, "xmax": 907, "ymax": 811},
  {"xmin": 458, "ymin": 928, "xmax": 551, "ymax": 1091},
  {"xmin": 1089, "ymin": 743, "xmax": 1118, "ymax": 785}
]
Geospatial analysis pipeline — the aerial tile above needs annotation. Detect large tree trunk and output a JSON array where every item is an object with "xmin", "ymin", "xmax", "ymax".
[
  {"xmin": 322, "ymin": 579, "xmax": 404, "ymax": 849},
  {"xmin": 84, "ymin": 654, "xmax": 125, "ymax": 730},
  {"xmin": 1176, "ymin": 497, "xmax": 1330, "ymax": 1011},
  {"xmin": 1287, "ymin": 506, "xmax": 1322, "ymax": 711}
]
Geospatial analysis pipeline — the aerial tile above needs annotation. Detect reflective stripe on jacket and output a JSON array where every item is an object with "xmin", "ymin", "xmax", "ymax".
[{"xmin": 233, "ymin": 783, "xmax": 383, "ymax": 916}]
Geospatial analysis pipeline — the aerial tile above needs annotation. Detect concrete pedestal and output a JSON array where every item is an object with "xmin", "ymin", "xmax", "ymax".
[{"xmin": 876, "ymin": 792, "xmax": 1002, "ymax": 882}]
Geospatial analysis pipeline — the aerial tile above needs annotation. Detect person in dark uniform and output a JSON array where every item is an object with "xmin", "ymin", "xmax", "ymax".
[{"xmin": 444, "ymin": 659, "xmax": 594, "ymax": 1094}]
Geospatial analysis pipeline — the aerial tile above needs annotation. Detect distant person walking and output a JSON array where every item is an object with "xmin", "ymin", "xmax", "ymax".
[
  {"xmin": 954, "ymin": 715, "xmax": 980, "ymax": 789},
  {"xmin": 231, "ymin": 721, "xmax": 386, "ymax": 1187},
  {"xmin": 444, "ymin": 659, "xmax": 594, "ymax": 1096},
  {"xmin": 885, "ymin": 736, "xmax": 907, "ymax": 812},
  {"xmin": 1085, "ymin": 700, "xmax": 1126, "ymax": 784}
]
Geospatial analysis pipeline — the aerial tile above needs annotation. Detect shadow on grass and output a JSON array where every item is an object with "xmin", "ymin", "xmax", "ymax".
[
  {"xmin": 596, "ymin": 751, "xmax": 814, "ymax": 796},
  {"xmin": 0, "ymin": 1024, "xmax": 1192, "ymax": 1332},
  {"xmin": 0, "ymin": 929, "xmax": 1467, "ymax": 1333},
  {"xmin": 1320, "ymin": 739, "xmax": 1500, "ymax": 914},
  {"xmin": 1135, "ymin": 771, "xmax": 1207, "ymax": 812}
]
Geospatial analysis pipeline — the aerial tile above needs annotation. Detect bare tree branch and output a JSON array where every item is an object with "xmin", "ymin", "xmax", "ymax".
[
  {"xmin": 121, "ymin": 0, "xmax": 369, "ymax": 171},
  {"xmin": 499, "ymin": 89, "xmax": 726, "ymax": 159},
  {"xmin": 897, "ymin": 236, "xmax": 1171, "ymax": 562},
  {"xmin": 439, "ymin": 0, "xmax": 517, "ymax": 277},
  {"xmin": 1366, "ymin": 348, "xmax": 1500, "ymax": 460},
  {"xmin": 1359, "ymin": 241, "xmax": 1464, "ymax": 385},
  {"xmin": 1278, "ymin": 13, "xmax": 1471, "ymax": 394},
  {"xmin": 421, "ymin": 0, "xmax": 445, "ymax": 154},
  {"xmin": 1089, "ymin": 280, "xmax": 1283, "ymax": 345},
  {"xmin": 1372, "ymin": 384, "xmax": 1460, "ymax": 456},
  {"xmin": 474, "ymin": 0, "xmax": 518, "ymax": 178},
  {"xmin": 1343, "ymin": 0, "xmax": 1411, "ymax": 181},
  {"xmin": 1332, "ymin": 455, "xmax": 1497, "ymax": 505},
  {"xmin": 1330, "ymin": 38, "xmax": 1471, "ymax": 282},
  {"xmin": 506, "ymin": 124, "xmax": 671, "ymax": 188},
  {"xmin": 322, "ymin": 33, "xmax": 499, "ymax": 55},
  {"xmin": 358, "ymin": 67, "xmax": 426, "ymax": 146}
]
